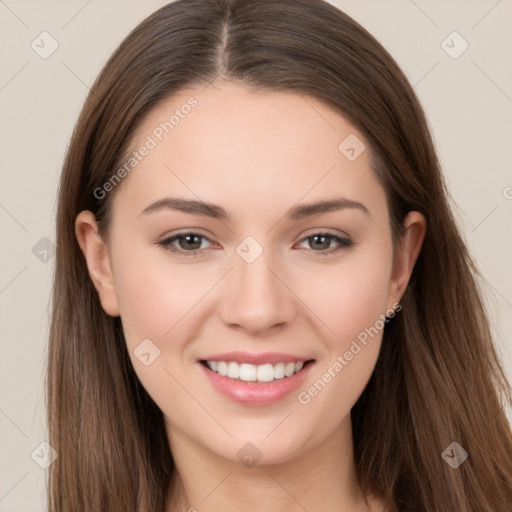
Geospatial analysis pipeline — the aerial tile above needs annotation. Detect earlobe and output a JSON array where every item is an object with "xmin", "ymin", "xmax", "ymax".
[
  {"xmin": 388, "ymin": 211, "xmax": 426, "ymax": 308},
  {"xmin": 75, "ymin": 210, "xmax": 120, "ymax": 317}
]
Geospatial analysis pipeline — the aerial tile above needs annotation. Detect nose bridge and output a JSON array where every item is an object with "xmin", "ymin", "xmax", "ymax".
[{"xmin": 218, "ymin": 239, "xmax": 295, "ymax": 333}]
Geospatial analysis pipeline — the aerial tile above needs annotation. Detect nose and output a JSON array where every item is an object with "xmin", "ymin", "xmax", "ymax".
[{"xmin": 218, "ymin": 247, "xmax": 296, "ymax": 335}]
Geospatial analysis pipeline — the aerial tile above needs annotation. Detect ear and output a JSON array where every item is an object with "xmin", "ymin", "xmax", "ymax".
[
  {"xmin": 387, "ymin": 211, "xmax": 426, "ymax": 310},
  {"xmin": 75, "ymin": 210, "xmax": 120, "ymax": 317}
]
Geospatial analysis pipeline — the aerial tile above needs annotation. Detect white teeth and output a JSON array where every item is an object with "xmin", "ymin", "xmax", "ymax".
[
  {"xmin": 273, "ymin": 362, "xmax": 285, "ymax": 379},
  {"xmin": 239, "ymin": 363, "xmax": 256, "ymax": 381},
  {"xmin": 256, "ymin": 364, "xmax": 274, "ymax": 382},
  {"xmin": 227, "ymin": 362, "xmax": 239, "ymax": 379},
  {"xmin": 205, "ymin": 360, "xmax": 307, "ymax": 382},
  {"xmin": 217, "ymin": 361, "xmax": 227, "ymax": 376},
  {"xmin": 284, "ymin": 362, "xmax": 295, "ymax": 377}
]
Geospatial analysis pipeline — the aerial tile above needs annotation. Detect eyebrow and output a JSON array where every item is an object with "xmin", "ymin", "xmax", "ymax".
[{"xmin": 139, "ymin": 196, "xmax": 369, "ymax": 221}]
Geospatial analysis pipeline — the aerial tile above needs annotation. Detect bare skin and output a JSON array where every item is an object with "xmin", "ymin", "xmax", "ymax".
[{"xmin": 76, "ymin": 81, "xmax": 425, "ymax": 512}]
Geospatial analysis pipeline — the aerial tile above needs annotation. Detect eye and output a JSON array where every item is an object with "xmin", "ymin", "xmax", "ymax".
[
  {"xmin": 295, "ymin": 232, "xmax": 354, "ymax": 255},
  {"xmin": 157, "ymin": 232, "xmax": 215, "ymax": 257}
]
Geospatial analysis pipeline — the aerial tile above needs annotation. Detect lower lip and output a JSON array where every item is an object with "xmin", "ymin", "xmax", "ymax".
[{"xmin": 198, "ymin": 361, "xmax": 314, "ymax": 406}]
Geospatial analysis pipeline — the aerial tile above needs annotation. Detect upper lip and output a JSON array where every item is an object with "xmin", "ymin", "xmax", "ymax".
[{"xmin": 200, "ymin": 351, "xmax": 312, "ymax": 365}]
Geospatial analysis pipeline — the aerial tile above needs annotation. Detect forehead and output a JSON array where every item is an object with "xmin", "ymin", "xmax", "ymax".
[{"xmin": 112, "ymin": 81, "xmax": 385, "ymax": 217}]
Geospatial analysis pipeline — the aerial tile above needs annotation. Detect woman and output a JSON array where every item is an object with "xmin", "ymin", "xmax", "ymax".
[{"xmin": 47, "ymin": 0, "xmax": 512, "ymax": 510}]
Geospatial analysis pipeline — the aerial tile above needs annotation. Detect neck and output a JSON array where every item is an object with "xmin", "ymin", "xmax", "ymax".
[{"xmin": 164, "ymin": 415, "xmax": 377, "ymax": 512}]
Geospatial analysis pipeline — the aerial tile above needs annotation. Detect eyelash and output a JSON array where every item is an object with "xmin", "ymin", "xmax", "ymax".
[{"xmin": 156, "ymin": 231, "xmax": 354, "ymax": 258}]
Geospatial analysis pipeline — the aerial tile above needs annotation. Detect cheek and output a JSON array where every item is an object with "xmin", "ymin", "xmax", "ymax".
[
  {"xmin": 109, "ymin": 237, "xmax": 208, "ymax": 411},
  {"xmin": 294, "ymin": 237, "xmax": 393, "ymax": 413},
  {"xmin": 298, "ymin": 241, "xmax": 393, "ymax": 350},
  {"xmin": 110, "ymin": 234, "xmax": 210, "ymax": 346}
]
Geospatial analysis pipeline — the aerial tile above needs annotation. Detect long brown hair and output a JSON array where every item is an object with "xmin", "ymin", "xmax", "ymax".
[{"xmin": 47, "ymin": 0, "xmax": 512, "ymax": 510}]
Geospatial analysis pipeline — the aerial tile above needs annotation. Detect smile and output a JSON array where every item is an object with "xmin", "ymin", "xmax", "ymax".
[
  {"xmin": 204, "ymin": 360, "xmax": 305, "ymax": 382},
  {"xmin": 198, "ymin": 352, "xmax": 315, "ymax": 406}
]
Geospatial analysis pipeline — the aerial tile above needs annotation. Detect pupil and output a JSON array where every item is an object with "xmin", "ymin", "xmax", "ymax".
[
  {"xmin": 182, "ymin": 234, "xmax": 201, "ymax": 250},
  {"xmin": 311, "ymin": 235, "xmax": 329, "ymax": 250}
]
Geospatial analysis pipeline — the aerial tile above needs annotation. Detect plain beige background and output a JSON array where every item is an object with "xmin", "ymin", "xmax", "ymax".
[{"xmin": 0, "ymin": 1, "xmax": 511, "ymax": 510}]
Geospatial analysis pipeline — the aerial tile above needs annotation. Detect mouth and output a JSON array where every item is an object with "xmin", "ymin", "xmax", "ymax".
[
  {"xmin": 200, "ymin": 359, "xmax": 314, "ymax": 383},
  {"xmin": 198, "ymin": 353, "xmax": 316, "ymax": 406}
]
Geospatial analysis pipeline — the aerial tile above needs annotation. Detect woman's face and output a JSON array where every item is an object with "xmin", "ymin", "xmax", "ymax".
[{"xmin": 77, "ymin": 81, "xmax": 423, "ymax": 466}]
